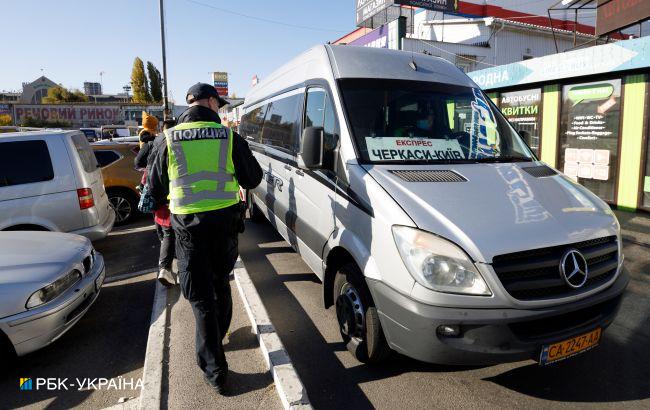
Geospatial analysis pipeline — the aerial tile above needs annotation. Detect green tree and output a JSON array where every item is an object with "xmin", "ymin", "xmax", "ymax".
[
  {"xmin": 42, "ymin": 86, "xmax": 89, "ymax": 103},
  {"xmin": 21, "ymin": 116, "xmax": 71, "ymax": 128},
  {"xmin": 131, "ymin": 57, "xmax": 151, "ymax": 103},
  {"xmin": 147, "ymin": 61, "xmax": 163, "ymax": 103}
]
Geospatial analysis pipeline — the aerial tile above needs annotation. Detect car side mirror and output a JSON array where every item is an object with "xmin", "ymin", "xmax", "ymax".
[{"xmin": 298, "ymin": 126, "xmax": 324, "ymax": 169}]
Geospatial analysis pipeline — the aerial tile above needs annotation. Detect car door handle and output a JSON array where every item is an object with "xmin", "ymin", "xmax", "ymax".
[
  {"xmin": 284, "ymin": 164, "xmax": 292, "ymax": 171},
  {"xmin": 295, "ymin": 169, "xmax": 304, "ymax": 176}
]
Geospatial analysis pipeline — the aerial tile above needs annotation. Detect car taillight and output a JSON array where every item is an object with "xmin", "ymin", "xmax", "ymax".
[{"xmin": 77, "ymin": 188, "xmax": 95, "ymax": 210}]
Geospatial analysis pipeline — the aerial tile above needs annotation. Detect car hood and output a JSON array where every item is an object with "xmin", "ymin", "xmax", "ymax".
[
  {"xmin": 0, "ymin": 232, "xmax": 90, "ymax": 318},
  {"xmin": 366, "ymin": 162, "xmax": 619, "ymax": 263}
]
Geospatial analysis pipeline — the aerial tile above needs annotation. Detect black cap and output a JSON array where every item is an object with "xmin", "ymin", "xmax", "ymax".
[{"xmin": 186, "ymin": 83, "xmax": 229, "ymax": 107}]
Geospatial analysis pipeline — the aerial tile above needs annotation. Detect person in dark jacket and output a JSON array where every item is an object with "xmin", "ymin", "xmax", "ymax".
[
  {"xmin": 136, "ymin": 119, "xmax": 178, "ymax": 287},
  {"xmin": 148, "ymin": 83, "xmax": 263, "ymax": 394}
]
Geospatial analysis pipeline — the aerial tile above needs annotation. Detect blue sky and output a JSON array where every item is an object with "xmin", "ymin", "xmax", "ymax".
[{"xmin": 1, "ymin": 0, "xmax": 352, "ymax": 103}]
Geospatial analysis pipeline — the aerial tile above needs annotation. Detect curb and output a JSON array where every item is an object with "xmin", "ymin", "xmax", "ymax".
[
  {"xmin": 233, "ymin": 258, "xmax": 312, "ymax": 410},
  {"xmin": 138, "ymin": 281, "xmax": 168, "ymax": 410}
]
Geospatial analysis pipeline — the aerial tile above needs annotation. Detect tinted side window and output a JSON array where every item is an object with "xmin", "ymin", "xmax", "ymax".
[
  {"xmin": 71, "ymin": 134, "xmax": 99, "ymax": 173},
  {"xmin": 240, "ymin": 104, "xmax": 268, "ymax": 143},
  {"xmin": 0, "ymin": 140, "xmax": 54, "ymax": 187},
  {"xmin": 304, "ymin": 88, "xmax": 339, "ymax": 170},
  {"xmin": 94, "ymin": 150, "xmax": 121, "ymax": 168},
  {"xmin": 261, "ymin": 95, "xmax": 301, "ymax": 153}
]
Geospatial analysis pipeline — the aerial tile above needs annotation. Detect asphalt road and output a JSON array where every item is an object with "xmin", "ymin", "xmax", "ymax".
[
  {"xmin": 0, "ymin": 215, "xmax": 159, "ymax": 409},
  {"xmin": 239, "ymin": 219, "xmax": 650, "ymax": 409}
]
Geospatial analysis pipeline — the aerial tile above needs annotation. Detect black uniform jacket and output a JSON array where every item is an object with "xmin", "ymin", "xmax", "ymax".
[{"xmin": 148, "ymin": 105, "xmax": 263, "ymax": 208}]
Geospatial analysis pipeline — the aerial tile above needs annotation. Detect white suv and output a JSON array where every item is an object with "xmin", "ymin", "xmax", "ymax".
[{"xmin": 0, "ymin": 130, "xmax": 115, "ymax": 240}]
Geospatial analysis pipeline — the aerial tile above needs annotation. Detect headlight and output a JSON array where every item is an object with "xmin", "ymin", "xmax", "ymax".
[
  {"xmin": 392, "ymin": 226, "xmax": 491, "ymax": 296},
  {"xmin": 26, "ymin": 270, "xmax": 82, "ymax": 309}
]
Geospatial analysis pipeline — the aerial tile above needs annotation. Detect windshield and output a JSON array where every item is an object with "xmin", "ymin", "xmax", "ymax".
[{"xmin": 339, "ymin": 79, "xmax": 534, "ymax": 164}]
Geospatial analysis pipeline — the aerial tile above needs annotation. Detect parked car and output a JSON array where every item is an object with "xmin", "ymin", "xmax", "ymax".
[
  {"xmin": 0, "ymin": 130, "xmax": 115, "ymax": 240},
  {"xmin": 241, "ymin": 45, "xmax": 628, "ymax": 366},
  {"xmin": 92, "ymin": 142, "xmax": 142, "ymax": 225},
  {"xmin": 100, "ymin": 125, "xmax": 130, "ymax": 140},
  {"xmin": 0, "ymin": 231, "xmax": 105, "ymax": 359},
  {"xmin": 79, "ymin": 127, "xmax": 101, "ymax": 142},
  {"xmin": 0, "ymin": 126, "xmax": 43, "ymax": 134}
]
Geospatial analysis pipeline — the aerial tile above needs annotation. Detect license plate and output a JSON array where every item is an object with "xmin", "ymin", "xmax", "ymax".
[{"xmin": 539, "ymin": 328, "xmax": 602, "ymax": 365}]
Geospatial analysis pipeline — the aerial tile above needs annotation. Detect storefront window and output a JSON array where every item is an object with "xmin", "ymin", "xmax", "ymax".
[
  {"xmin": 500, "ymin": 88, "xmax": 542, "ymax": 156},
  {"xmin": 559, "ymin": 79, "xmax": 622, "ymax": 202}
]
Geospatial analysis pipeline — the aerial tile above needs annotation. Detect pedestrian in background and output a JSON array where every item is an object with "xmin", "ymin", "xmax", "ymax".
[
  {"xmin": 135, "ymin": 118, "xmax": 178, "ymax": 287},
  {"xmin": 148, "ymin": 83, "xmax": 262, "ymax": 394},
  {"xmin": 139, "ymin": 111, "xmax": 159, "ymax": 148}
]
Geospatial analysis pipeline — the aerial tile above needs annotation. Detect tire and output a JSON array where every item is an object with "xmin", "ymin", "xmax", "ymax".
[
  {"xmin": 247, "ymin": 191, "xmax": 266, "ymax": 224},
  {"xmin": 0, "ymin": 331, "xmax": 16, "ymax": 374},
  {"xmin": 333, "ymin": 263, "xmax": 391, "ymax": 364},
  {"xmin": 107, "ymin": 189, "xmax": 137, "ymax": 225}
]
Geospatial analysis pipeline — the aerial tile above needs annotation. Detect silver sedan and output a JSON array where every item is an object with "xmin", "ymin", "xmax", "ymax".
[{"xmin": 0, "ymin": 232, "xmax": 105, "ymax": 357}]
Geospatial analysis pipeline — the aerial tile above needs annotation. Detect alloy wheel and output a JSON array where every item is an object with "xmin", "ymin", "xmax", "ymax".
[{"xmin": 109, "ymin": 195, "xmax": 132, "ymax": 223}]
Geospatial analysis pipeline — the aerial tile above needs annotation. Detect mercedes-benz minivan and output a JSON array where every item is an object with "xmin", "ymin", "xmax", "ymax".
[{"xmin": 240, "ymin": 45, "xmax": 628, "ymax": 366}]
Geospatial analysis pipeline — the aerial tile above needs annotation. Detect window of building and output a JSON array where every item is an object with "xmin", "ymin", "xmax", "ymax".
[
  {"xmin": 94, "ymin": 150, "xmax": 121, "ymax": 168},
  {"xmin": 499, "ymin": 88, "xmax": 542, "ymax": 156},
  {"xmin": 260, "ymin": 94, "xmax": 301, "ymax": 153},
  {"xmin": 522, "ymin": 55, "xmax": 534, "ymax": 61},
  {"xmin": 303, "ymin": 87, "xmax": 339, "ymax": 170},
  {"xmin": 0, "ymin": 140, "xmax": 54, "ymax": 187},
  {"xmin": 71, "ymin": 134, "xmax": 99, "ymax": 173},
  {"xmin": 559, "ymin": 79, "xmax": 622, "ymax": 202}
]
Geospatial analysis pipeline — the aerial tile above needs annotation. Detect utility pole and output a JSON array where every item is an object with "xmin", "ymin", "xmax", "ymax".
[{"xmin": 159, "ymin": 0, "xmax": 171, "ymax": 120}]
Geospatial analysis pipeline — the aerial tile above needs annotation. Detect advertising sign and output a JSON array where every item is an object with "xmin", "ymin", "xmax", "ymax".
[
  {"xmin": 13, "ymin": 105, "xmax": 121, "ymax": 127},
  {"xmin": 499, "ymin": 89, "xmax": 541, "ymax": 155},
  {"xmin": 0, "ymin": 104, "xmax": 11, "ymax": 122},
  {"xmin": 212, "ymin": 72, "xmax": 229, "ymax": 97},
  {"xmin": 596, "ymin": 0, "xmax": 650, "ymax": 36},
  {"xmin": 394, "ymin": 0, "xmax": 457, "ymax": 12},
  {"xmin": 559, "ymin": 79, "xmax": 621, "ymax": 201},
  {"xmin": 356, "ymin": 0, "xmax": 391, "ymax": 25},
  {"xmin": 469, "ymin": 36, "xmax": 650, "ymax": 90}
]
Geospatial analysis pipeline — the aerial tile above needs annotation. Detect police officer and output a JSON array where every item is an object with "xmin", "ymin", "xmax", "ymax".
[{"xmin": 148, "ymin": 83, "xmax": 263, "ymax": 394}]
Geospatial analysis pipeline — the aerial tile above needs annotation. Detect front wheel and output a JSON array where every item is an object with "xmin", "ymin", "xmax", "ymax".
[{"xmin": 333, "ymin": 263, "xmax": 391, "ymax": 364}]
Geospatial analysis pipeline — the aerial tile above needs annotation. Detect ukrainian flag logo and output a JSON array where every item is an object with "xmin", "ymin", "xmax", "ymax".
[{"xmin": 20, "ymin": 378, "xmax": 33, "ymax": 391}]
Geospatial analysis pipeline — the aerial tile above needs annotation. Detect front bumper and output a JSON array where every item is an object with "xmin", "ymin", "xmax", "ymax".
[
  {"xmin": 0, "ymin": 252, "xmax": 106, "ymax": 356},
  {"xmin": 71, "ymin": 207, "xmax": 116, "ymax": 241},
  {"xmin": 368, "ymin": 267, "xmax": 629, "ymax": 365}
]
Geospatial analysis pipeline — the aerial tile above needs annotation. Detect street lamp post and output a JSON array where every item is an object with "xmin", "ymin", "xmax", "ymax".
[{"xmin": 159, "ymin": 0, "xmax": 170, "ymax": 120}]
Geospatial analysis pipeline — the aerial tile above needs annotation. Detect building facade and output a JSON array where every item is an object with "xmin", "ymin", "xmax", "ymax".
[
  {"xmin": 83, "ymin": 82, "xmax": 102, "ymax": 96},
  {"xmin": 470, "ymin": 35, "xmax": 650, "ymax": 212},
  {"xmin": 20, "ymin": 76, "xmax": 58, "ymax": 104}
]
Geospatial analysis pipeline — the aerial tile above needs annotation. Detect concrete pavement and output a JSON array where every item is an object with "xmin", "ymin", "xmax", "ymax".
[
  {"xmin": 615, "ymin": 210, "xmax": 650, "ymax": 247},
  {"xmin": 162, "ymin": 277, "xmax": 283, "ymax": 409}
]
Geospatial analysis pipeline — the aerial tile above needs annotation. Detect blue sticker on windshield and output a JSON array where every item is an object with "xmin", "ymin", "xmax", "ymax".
[{"xmin": 468, "ymin": 89, "xmax": 499, "ymax": 159}]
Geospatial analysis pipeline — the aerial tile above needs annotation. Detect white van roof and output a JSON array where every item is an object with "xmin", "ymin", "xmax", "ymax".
[{"xmin": 245, "ymin": 44, "xmax": 477, "ymax": 107}]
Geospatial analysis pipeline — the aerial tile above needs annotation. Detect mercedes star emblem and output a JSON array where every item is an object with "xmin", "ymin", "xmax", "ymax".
[{"xmin": 560, "ymin": 249, "xmax": 589, "ymax": 288}]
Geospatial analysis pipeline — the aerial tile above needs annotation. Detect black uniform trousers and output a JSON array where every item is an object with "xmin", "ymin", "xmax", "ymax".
[
  {"xmin": 155, "ymin": 223, "xmax": 175, "ymax": 270},
  {"xmin": 172, "ymin": 205, "xmax": 240, "ymax": 383}
]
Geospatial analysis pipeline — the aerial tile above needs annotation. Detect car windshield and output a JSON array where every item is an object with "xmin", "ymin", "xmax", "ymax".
[{"xmin": 339, "ymin": 79, "xmax": 534, "ymax": 164}]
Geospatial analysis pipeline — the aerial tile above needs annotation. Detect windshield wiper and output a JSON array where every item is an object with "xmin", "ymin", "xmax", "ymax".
[{"xmin": 472, "ymin": 156, "xmax": 533, "ymax": 163}]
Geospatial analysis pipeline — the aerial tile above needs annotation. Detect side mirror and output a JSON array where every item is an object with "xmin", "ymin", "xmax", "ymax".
[{"xmin": 298, "ymin": 126, "xmax": 324, "ymax": 169}]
